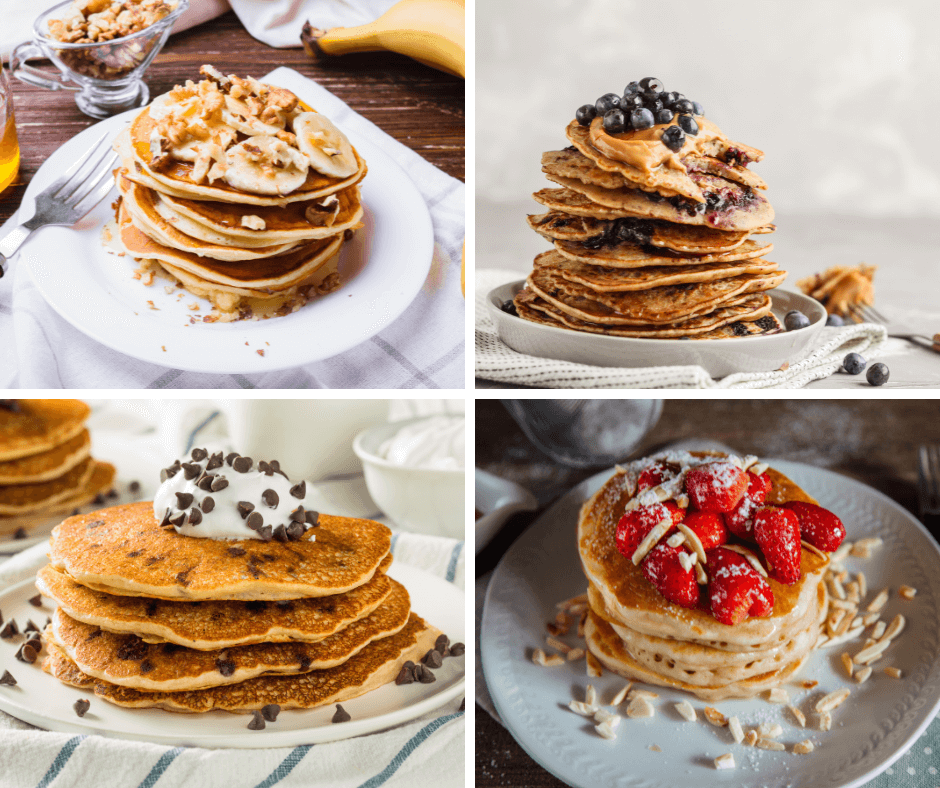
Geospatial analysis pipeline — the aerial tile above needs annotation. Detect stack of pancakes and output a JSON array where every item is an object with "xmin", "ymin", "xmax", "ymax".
[
  {"xmin": 515, "ymin": 114, "xmax": 787, "ymax": 339},
  {"xmin": 38, "ymin": 502, "xmax": 443, "ymax": 713},
  {"xmin": 0, "ymin": 401, "xmax": 115, "ymax": 537},
  {"xmin": 109, "ymin": 67, "xmax": 367, "ymax": 322},
  {"xmin": 578, "ymin": 457, "xmax": 829, "ymax": 701}
]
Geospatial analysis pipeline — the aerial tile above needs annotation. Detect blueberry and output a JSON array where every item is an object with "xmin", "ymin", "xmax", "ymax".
[
  {"xmin": 639, "ymin": 77, "xmax": 663, "ymax": 93},
  {"xmin": 784, "ymin": 310, "xmax": 811, "ymax": 331},
  {"xmin": 595, "ymin": 93, "xmax": 621, "ymax": 115},
  {"xmin": 621, "ymin": 94, "xmax": 643, "ymax": 111},
  {"xmin": 691, "ymin": 100, "xmax": 705, "ymax": 116},
  {"xmin": 655, "ymin": 108, "xmax": 674, "ymax": 125},
  {"xmin": 674, "ymin": 99, "xmax": 694, "ymax": 114},
  {"xmin": 677, "ymin": 114, "xmax": 699, "ymax": 136},
  {"xmin": 624, "ymin": 81, "xmax": 640, "ymax": 95},
  {"xmin": 501, "ymin": 299, "xmax": 518, "ymax": 317},
  {"xmin": 644, "ymin": 98, "xmax": 663, "ymax": 113},
  {"xmin": 575, "ymin": 104, "xmax": 596, "ymax": 126},
  {"xmin": 630, "ymin": 108, "xmax": 655, "ymax": 131},
  {"xmin": 825, "ymin": 313, "xmax": 844, "ymax": 327},
  {"xmin": 660, "ymin": 91, "xmax": 678, "ymax": 108},
  {"xmin": 603, "ymin": 109, "xmax": 626, "ymax": 134},
  {"xmin": 661, "ymin": 124, "xmax": 686, "ymax": 151},
  {"xmin": 842, "ymin": 352, "xmax": 866, "ymax": 375},
  {"xmin": 866, "ymin": 362, "xmax": 889, "ymax": 386}
]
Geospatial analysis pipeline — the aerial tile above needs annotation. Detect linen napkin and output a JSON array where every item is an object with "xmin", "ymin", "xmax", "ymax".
[
  {"xmin": 475, "ymin": 268, "xmax": 888, "ymax": 389},
  {"xmin": 0, "ymin": 67, "xmax": 464, "ymax": 389}
]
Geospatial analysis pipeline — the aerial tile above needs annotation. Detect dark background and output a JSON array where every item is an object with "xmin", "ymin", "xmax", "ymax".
[{"xmin": 475, "ymin": 398, "xmax": 940, "ymax": 788}]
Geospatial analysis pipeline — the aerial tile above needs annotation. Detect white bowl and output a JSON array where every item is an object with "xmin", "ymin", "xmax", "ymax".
[
  {"xmin": 353, "ymin": 418, "xmax": 465, "ymax": 539},
  {"xmin": 475, "ymin": 469, "xmax": 538, "ymax": 554},
  {"xmin": 486, "ymin": 281, "xmax": 826, "ymax": 378}
]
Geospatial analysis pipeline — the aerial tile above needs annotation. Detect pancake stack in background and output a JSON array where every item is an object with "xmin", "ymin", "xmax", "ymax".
[
  {"xmin": 0, "ymin": 401, "xmax": 116, "ymax": 537},
  {"xmin": 514, "ymin": 78, "xmax": 787, "ymax": 339},
  {"xmin": 39, "ymin": 449, "xmax": 455, "ymax": 718},
  {"xmin": 108, "ymin": 65, "xmax": 367, "ymax": 322}
]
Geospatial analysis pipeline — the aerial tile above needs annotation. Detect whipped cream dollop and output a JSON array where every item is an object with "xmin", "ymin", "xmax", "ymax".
[
  {"xmin": 378, "ymin": 416, "xmax": 465, "ymax": 470},
  {"xmin": 153, "ymin": 448, "xmax": 319, "ymax": 541}
]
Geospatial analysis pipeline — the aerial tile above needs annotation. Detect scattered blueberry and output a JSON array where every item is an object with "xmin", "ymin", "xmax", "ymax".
[
  {"xmin": 575, "ymin": 104, "xmax": 596, "ymax": 126},
  {"xmin": 639, "ymin": 77, "xmax": 663, "ymax": 93},
  {"xmin": 655, "ymin": 108, "xmax": 674, "ymax": 125},
  {"xmin": 691, "ymin": 100, "xmax": 705, "ymax": 115},
  {"xmin": 677, "ymin": 114, "xmax": 699, "ymax": 136},
  {"xmin": 842, "ymin": 352, "xmax": 866, "ymax": 375},
  {"xmin": 621, "ymin": 93, "xmax": 643, "ymax": 112},
  {"xmin": 630, "ymin": 108, "xmax": 655, "ymax": 130},
  {"xmin": 660, "ymin": 91, "xmax": 678, "ymax": 107},
  {"xmin": 784, "ymin": 310, "xmax": 811, "ymax": 331},
  {"xmin": 825, "ymin": 313, "xmax": 844, "ymax": 327},
  {"xmin": 595, "ymin": 93, "xmax": 621, "ymax": 115},
  {"xmin": 674, "ymin": 98, "xmax": 694, "ymax": 114},
  {"xmin": 661, "ymin": 125, "xmax": 686, "ymax": 151},
  {"xmin": 644, "ymin": 98, "xmax": 663, "ymax": 113},
  {"xmin": 624, "ymin": 81, "xmax": 640, "ymax": 95},
  {"xmin": 866, "ymin": 362, "xmax": 889, "ymax": 386},
  {"xmin": 603, "ymin": 109, "xmax": 626, "ymax": 134},
  {"xmin": 501, "ymin": 299, "xmax": 518, "ymax": 317}
]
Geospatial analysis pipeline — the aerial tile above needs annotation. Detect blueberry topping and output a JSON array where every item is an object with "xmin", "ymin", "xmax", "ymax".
[
  {"xmin": 603, "ymin": 109, "xmax": 626, "ymax": 134},
  {"xmin": 691, "ymin": 100, "xmax": 704, "ymax": 116},
  {"xmin": 825, "ymin": 314, "xmax": 844, "ymax": 327},
  {"xmin": 655, "ymin": 108, "xmax": 674, "ymax": 125},
  {"xmin": 660, "ymin": 91, "xmax": 678, "ymax": 108},
  {"xmin": 620, "ymin": 93, "xmax": 643, "ymax": 112},
  {"xmin": 595, "ymin": 93, "xmax": 621, "ymax": 115},
  {"xmin": 842, "ymin": 352, "xmax": 866, "ymax": 375},
  {"xmin": 644, "ymin": 98, "xmax": 663, "ymax": 113},
  {"xmin": 866, "ymin": 362, "xmax": 889, "ymax": 386},
  {"xmin": 677, "ymin": 114, "xmax": 699, "ymax": 136},
  {"xmin": 623, "ymin": 81, "xmax": 640, "ymax": 95},
  {"xmin": 661, "ymin": 124, "xmax": 686, "ymax": 151},
  {"xmin": 575, "ymin": 104, "xmax": 596, "ymax": 126},
  {"xmin": 638, "ymin": 77, "xmax": 663, "ymax": 93},
  {"xmin": 674, "ymin": 98, "xmax": 694, "ymax": 114},
  {"xmin": 501, "ymin": 299, "xmax": 518, "ymax": 317},
  {"xmin": 784, "ymin": 310, "xmax": 811, "ymax": 331},
  {"xmin": 630, "ymin": 108, "xmax": 655, "ymax": 130}
]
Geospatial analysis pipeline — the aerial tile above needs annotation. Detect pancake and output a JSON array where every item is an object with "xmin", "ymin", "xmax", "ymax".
[
  {"xmin": 36, "ymin": 559, "xmax": 395, "ymax": 650},
  {"xmin": 43, "ymin": 613, "xmax": 441, "ymax": 712},
  {"xmin": 0, "ymin": 430, "xmax": 91, "ymax": 484},
  {"xmin": 554, "ymin": 237, "xmax": 774, "ymax": 268},
  {"xmin": 0, "ymin": 458, "xmax": 95, "ymax": 515},
  {"xmin": 47, "ymin": 579, "xmax": 412, "ymax": 691},
  {"xmin": 49, "ymin": 502, "xmax": 392, "ymax": 601},
  {"xmin": 0, "ymin": 400, "xmax": 90, "ymax": 462}
]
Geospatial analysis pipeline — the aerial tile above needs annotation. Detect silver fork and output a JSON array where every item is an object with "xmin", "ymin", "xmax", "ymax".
[
  {"xmin": 848, "ymin": 303, "xmax": 940, "ymax": 353},
  {"xmin": 0, "ymin": 131, "xmax": 118, "ymax": 277},
  {"xmin": 917, "ymin": 445, "xmax": 940, "ymax": 522}
]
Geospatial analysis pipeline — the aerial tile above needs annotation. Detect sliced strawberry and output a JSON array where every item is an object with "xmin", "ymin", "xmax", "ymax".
[
  {"xmin": 781, "ymin": 501, "xmax": 846, "ymax": 552},
  {"xmin": 637, "ymin": 461, "xmax": 677, "ymax": 493},
  {"xmin": 706, "ymin": 546, "xmax": 775, "ymax": 625},
  {"xmin": 682, "ymin": 510, "xmax": 728, "ymax": 551},
  {"xmin": 615, "ymin": 502, "xmax": 684, "ymax": 560},
  {"xmin": 685, "ymin": 462, "xmax": 748, "ymax": 513},
  {"xmin": 725, "ymin": 471, "xmax": 773, "ymax": 540},
  {"xmin": 642, "ymin": 543, "xmax": 699, "ymax": 609},
  {"xmin": 753, "ymin": 506, "xmax": 802, "ymax": 585}
]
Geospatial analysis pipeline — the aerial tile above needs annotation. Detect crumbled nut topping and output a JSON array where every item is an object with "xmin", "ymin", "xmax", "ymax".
[{"xmin": 48, "ymin": 0, "xmax": 178, "ymax": 44}]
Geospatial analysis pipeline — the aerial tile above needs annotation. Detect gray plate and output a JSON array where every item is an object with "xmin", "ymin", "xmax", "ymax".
[{"xmin": 486, "ymin": 282, "xmax": 826, "ymax": 377}]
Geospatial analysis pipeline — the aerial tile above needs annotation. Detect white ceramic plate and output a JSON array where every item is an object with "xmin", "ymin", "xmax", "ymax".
[
  {"xmin": 474, "ymin": 469, "xmax": 537, "ymax": 555},
  {"xmin": 486, "ymin": 281, "xmax": 826, "ymax": 377},
  {"xmin": 18, "ymin": 117, "xmax": 433, "ymax": 374},
  {"xmin": 481, "ymin": 460, "xmax": 940, "ymax": 788},
  {"xmin": 0, "ymin": 563, "xmax": 464, "ymax": 747}
]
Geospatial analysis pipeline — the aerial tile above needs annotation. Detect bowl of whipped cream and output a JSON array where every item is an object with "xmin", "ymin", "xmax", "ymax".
[{"xmin": 353, "ymin": 415, "xmax": 465, "ymax": 538}]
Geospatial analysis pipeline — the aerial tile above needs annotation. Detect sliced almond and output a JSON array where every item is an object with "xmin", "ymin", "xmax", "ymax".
[
  {"xmin": 584, "ymin": 684, "xmax": 597, "ymax": 707},
  {"xmin": 567, "ymin": 648, "xmax": 585, "ymax": 662},
  {"xmin": 675, "ymin": 700, "xmax": 697, "ymax": 722},
  {"xmin": 704, "ymin": 707, "xmax": 727, "ymax": 726},
  {"xmin": 714, "ymin": 753, "xmax": 736, "ymax": 770},
  {"xmin": 627, "ymin": 689, "xmax": 660, "ymax": 701},
  {"xmin": 832, "ymin": 542, "xmax": 853, "ymax": 562},
  {"xmin": 829, "ymin": 598, "xmax": 857, "ymax": 611},
  {"xmin": 800, "ymin": 540, "xmax": 829, "ymax": 562},
  {"xmin": 675, "ymin": 493, "xmax": 689, "ymax": 509},
  {"xmin": 626, "ymin": 696, "xmax": 655, "ymax": 719},
  {"xmin": 750, "ymin": 462, "xmax": 769, "ymax": 475},
  {"xmin": 610, "ymin": 683, "xmax": 632, "ymax": 706},
  {"xmin": 743, "ymin": 729, "xmax": 759, "ymax": 747},
  {"xmin": 756, "ymin": 738, "xmax": 786, "ymax": 751},
  {"xmin": 532, "ymin": 648, "xmax": 547, "ymax": 665},
  {"xmin": 666, "ymin": 532, "xmax": 686, "ymax": 549},
  {"xmin": 728, "ymin": 715, "xmax": 744, "ymax": 743},
  {"xmin": 631, "ymin": 518, "xmax": 674, "ymax": 565},
  {"xmin": 854, "ymin": 639, "xmax": 891, "ymax": 665},
  {"xmin": 586, "ymin": 651, "xmax": 603, "ymax": 677},
  {"xmin": 840, "ymin": 652, "xmax": 854, "ymax": 678},
  {"xmin": 723, "ymin": 544, "xmax": 768, "ymax": 577},
  {"xmin": 793, "ymin": 739, "xmax": 815, "ymax": 755},
  {"xmin": 594, "ymin": 709, "xmax": 619, "ymax": 726},
  {"xmin": 799, "ymin": 679, "xmax": 819, "ymax": 690},
  {"xmin": 882, "ymin": 613, "xmax": 905, "ymax": 641},
  {"xmin": 595, "ymin": 721, "xmax": 617, "ymax": 740},
  {"xmin": 568, "ymin": 700, "xmax": 598, "ymax": 716},
  {"xmin": 856, "ymin": 537, "xmax": 883, "ymax": 551},
  {"xmin": 676, "ymin": 523, "xmax": 707, "ymax": 566},
  {"xmin": 867, "ymin": 589, "xmax": 890, "ymax": 613},
  {"xmin": 787, "ymin": 704, "xmax": 806, "ymax": 728},
  {"xmin": 857, "ymin": 571, "xmax": 867, "ymax": 597},
  {"xmin": 835, "ymin": 611, "xmax": 854, "ymax": 637},
  {"xmin": 899, "ymin": 585, "xmax": 917, "ymax": 600},
  {"xmin": 695, "ymin": 563, "xmax": 708, "ymax": 585},
  {"xmin": 678, "ymin": 551, "xmax": 696, "ymax": 573},
  {"xmin": 815, "ymin": 687, "xmax": 851, "ymax": 713},
  {"xmin": 851, "ymin": 544, "xmax": 872, "ymax": 559},
  {"xmin": 884, "ymin": 666, "xmax": 902, "ymax": 679},
  {"xmin": 546, "ymin": 636, "xmax": 571, "ymax": 654},
  {"xmin": 557, "ymin": 594, "xmax": 589, "ymax": 614},
  {"xmin": 863, "ymin": 612, "xmax": 880, "ymax": 627},
  {"xmin": 757, "ymin": 722, "xmax": 782, "ymax": 738},
  {"xmin": 854, "ymin": 666, "xmax": 872, "ymax": 683},
  {"xmin": 818, "ymin": 710, "xmax": 832, "ymax": 731},
  {"xmin": 767, "ymin": 688, "xmax": 789, "ymax": 704}
]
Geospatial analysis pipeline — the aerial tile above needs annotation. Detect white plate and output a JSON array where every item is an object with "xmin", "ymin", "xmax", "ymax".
[
  {"xmin": 18, "ymin": 117, "xmax": 434, "ymax": 374},
  {"xmin": 486, "ymin": 281, "xmax": 826, "ymax": 377},
  {"xmin": 474, "ymin": 469, "xmax": 537, "ymax": 555},
  {"xmin": 0, "ymin": 563, "xmax": 464, "ymax": 747},
  {"xmin": 481, "ymin": 460, "xmax": 940, "ymax": 788}
]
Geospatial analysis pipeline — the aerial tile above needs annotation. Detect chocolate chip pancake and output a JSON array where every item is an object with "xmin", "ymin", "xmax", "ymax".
[
  {"xmin": 0, "ymin": 400, "xmax": 90, "ymax": 462},
  {"xmin": 0, "ymin": 458, "xmax": 95, "ymax": 515},
  {"xmin": 0, "ymin": 430, "xmax": 91, "ymax": 484}
]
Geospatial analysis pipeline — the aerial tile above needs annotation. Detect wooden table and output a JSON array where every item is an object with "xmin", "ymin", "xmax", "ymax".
[
  {"xmin": 475, "ymin": 399, "xmax": 940, "ymax": 787},
  {"xmin": 0, "ymin": 10, "xmax": 464, "ymax": 222}
]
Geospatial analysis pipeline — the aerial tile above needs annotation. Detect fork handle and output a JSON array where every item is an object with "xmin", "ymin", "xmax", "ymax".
[{"xmin": 0, "ymin": 223, "xmax": 34, "ymax": 278}]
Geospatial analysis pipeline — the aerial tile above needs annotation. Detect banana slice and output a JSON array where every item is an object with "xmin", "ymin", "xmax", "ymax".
[
  {"xmin": 223, "ymin": 135, "xmax": 310, "ymax": 196},
  {"xmin": 222, "ymin": 95, "xmax": 283, "ymax": 137},
  {"xmin": 292, "ymin": 112, "xmax": 358, "ymax": 178}
]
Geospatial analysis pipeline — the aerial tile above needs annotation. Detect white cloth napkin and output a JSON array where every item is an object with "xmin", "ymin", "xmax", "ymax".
[
  {"xmin": 475, "ymin": 268, "xmax": 888, "ymax": 389},
  {"xmin": 0, "ymin": 68, "xmax": 464, "ymax": 389}
]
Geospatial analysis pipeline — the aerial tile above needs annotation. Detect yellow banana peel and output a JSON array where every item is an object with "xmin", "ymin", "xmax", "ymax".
[{"xmin": 301, "ymin": 0, "xmax": 465, "ymax": 79}]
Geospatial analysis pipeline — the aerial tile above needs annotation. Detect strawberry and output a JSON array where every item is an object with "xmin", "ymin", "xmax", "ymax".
[
  {"xmin": 682, "ymin": 510, "xmax": 728, "ymax": 551},
  {"xmin": 781, "ymin": 501, "xmax": 846, "ymax": 552},
  {"xmin": 642, "ymin": 542, "xmax": 699, "ymax": 609},
  {"xmin": 752, "ymin": 506, "xmax": 802, "ymax": 585},
  {"xmin": 637, "ymin": 461, "xmax": 676, "ymax": 493},
  {"xmin": 725, "ymin": 471, "xmax": 773, "ymax": 540},
  {"xmin": 684, "ymin": 462, "xmax": 748, "ymax": 513},
  {"xmin": 706, "ymin": 546, "xmax": 775, "ymax": 625},
  {"xmin": 615, "ymin": 502, "xmax": 684, "ymax": 560}
]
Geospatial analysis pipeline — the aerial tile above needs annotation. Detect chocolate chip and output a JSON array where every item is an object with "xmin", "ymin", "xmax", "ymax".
[
  {"xmin": 289, "ymin": 481, "xmax": 306, "ymax": 499},
  {"xmin": 286, "ymin": 522, "xmax": 305, "ymax": 541},
  {"xmin": 24, "ymin": 619, "xmax": 38, "ymax": 633},
  {"xmin": 238, "ymin": 501, "xmax": 255, "ymax": 519},
  {"xmin": 160, "ymin": 509, "xmax": 173, "ymax": 527},
  {"xmin": 449, "ymin": 642, "xmax": 465, "ymax": 657},
  {"xmin": 395, "ymin": 665, "xmax": 415, "ymax": 685},
  {"xmin": 245, "ymin": 600, "xmax": 266, "ymax": 612},
  {"xmin": 73, "ymin": 699, "xmax": 90, "ymax": 717},
  {"xmin": 422, "ymin": 649, "xmax": 443, "ymax": 669},
  {"xmin": 305, "ymin": 510, "xmax": 320, "ymax": 527},
  {"xmin": 246, "ymin": 511, "xmax": 263, "ymax": 530},
  {"xmin": 259, "ymin": 525, "xmax": 273, "ymax": 542},
  {"xmin": 191, "ymin": 448, "xmax": 208, "ymax": 462},
  {"xmin": 225, "ymin": 452, "xmax": 239, "ymax": 467},
  {"xmin": 298, "ymin": 653, "xmax": 312, "ymax": 672},
  {"xmin": 206, "ymin": 452, "xmax": 224, "ymax": 471},
  {"xmin": 332, "ymin": 704, "xmax": 351, "ymax": 723},
  {"xmin": 272, "ymin": 524, "xmax": 288, "ymax": 543},
  {"xmin": 181, "ymin": 462, "xmax": 201, "ymax": 480},
  {"xmin": 188, "ymin": 509, "xmax": 202, "ymax": 525},
  {"xmin": 419, "ymin": 664, "xmax": 437, "ymax": 683},
  {"xmin": 202, "ymin": 496, "xmax": 215, "ymax": 513},
  {"xmin": 269, "ymin": 461, "xmax": 289, "ymax": 480},
  {"xmin": 262, "ymin": 489, "xmax": 279, "ymax": 508},
  {"xmin": 16, "ymin": 644, "xmax": 37, "ymax": 664},
  {"xmin": 129, "ymin": 480, "xmax": 141, "ymax": 493},
  {"xmin": 261, "ymin": 704, "xmax": 281, "ymax": 722},
  {"xmin": 170, "ymin": 513, "xmax": 186, "ymax": 528},
  {"xmin": 197, "ymin": 474, "xmax": 215, "ymax": 491},
  {"xmin": 227, "ymin": 546, "xmax": 246, "ymax": 557},
  {"xmin": 13, "ymin": 528, "xmax": 27, "ymax": 539},
  {"xmin": 247, "ymin": 710, "xmax": 265, "ymax": 730},
  {"xmin": 217, "ymin": 658, "xmax": 236, "ymax": 676},
  {"xmin": 210, "ymin": 476, "xmax": 229, "ymax": 492},
  {"xmin": 434, "ymin": 634, "xmax": 450, "ymax": 656},
  {"xmin": 175, "ymin": 492, "xmax": 194, "ymax": 509},
  {"xmin": 137, "ymin": 659, "xmax": 154, "ymax": 674},
  {"xmin": 289, "ymin": 506, "xmax": 305, "ymax": 523},
  {"xmin": 28, "ymin": 594, "xmax": 42, "ymax": 608},
  {"xmin": 92, "ymin": 493, "xmax": 105, "ymax": 505},
  {"xmin": 117, "ymin": 637, "xmax": 148, "ymax": 661},
  {"xmin": 258, "ymin": 461, "xmax": 272, "ymax": 476},
  {"xmin": 44, "ymin": 617, "xmax": 51, "ymax": 628},
  {"xmin": 0, "ymin": 670, "xmax": 16, "ymax": 686},
  {"xmin": 106, "ymin": 488, "xmax": 118, "ymax": 499},
  {"xmin": 160, "ymin": 468, "xmax": 173, "ymax": 482},
  {"xmin": 233, "ymin": 456, "xmax": 252, "ymax": 473}
]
